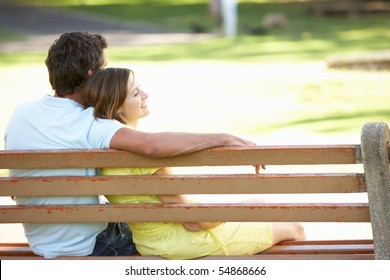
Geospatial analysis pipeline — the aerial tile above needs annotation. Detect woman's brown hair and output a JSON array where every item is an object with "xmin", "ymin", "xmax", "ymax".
[{"xmin": 81, "ymin": 68, "xmax": 134, "ymax": 124}]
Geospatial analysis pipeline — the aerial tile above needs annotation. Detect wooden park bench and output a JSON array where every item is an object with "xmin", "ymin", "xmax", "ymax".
[{"xmin": 0, "ymin": 122, "xmax": 389, "ymax": 260}]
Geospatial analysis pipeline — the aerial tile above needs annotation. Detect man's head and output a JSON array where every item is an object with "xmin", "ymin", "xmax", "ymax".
[{"xmin": 45, "ymin": 32, "xmax": 108, "ymax": 97}]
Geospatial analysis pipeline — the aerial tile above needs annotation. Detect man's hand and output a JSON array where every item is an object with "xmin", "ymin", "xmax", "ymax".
[{"xmin": 255, "ymin": 164, "xmax": 266, "ymax": 174}]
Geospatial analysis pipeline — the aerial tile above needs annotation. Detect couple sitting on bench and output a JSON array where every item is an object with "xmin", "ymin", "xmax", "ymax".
[{"xmin": 4, "ymin": 31, "xmax": 305, "ymax": 259}]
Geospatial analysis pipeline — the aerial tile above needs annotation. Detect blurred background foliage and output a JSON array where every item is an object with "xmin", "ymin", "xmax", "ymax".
[
  {"xmin": 1, "ymin": 0, "xmax": 389, "ymax": 63},
  {"xmin": 0, "ymin": 0, "xmax": 389, "ymax": 139}
]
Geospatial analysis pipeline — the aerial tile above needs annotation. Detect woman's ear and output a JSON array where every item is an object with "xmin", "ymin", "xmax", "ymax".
[{"xmin": 86, "ymin": 69, "xmax": 93, "ymax": 77}]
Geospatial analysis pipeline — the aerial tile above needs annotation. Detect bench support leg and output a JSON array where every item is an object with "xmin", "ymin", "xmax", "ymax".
[{"xmin": 361, "ymin": 122, "xmax": 390, "ymax": 260}]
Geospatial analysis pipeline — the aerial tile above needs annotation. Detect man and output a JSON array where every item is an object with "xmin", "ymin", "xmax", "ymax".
[{"xmin": 4, "ymin": 32, "xmax": 257, "ymax": 258}]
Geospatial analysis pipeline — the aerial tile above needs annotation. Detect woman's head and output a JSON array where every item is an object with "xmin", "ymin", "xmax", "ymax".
[{"xmin": 81, "ymin": 68, "xmax": 149, "ymax": 125}]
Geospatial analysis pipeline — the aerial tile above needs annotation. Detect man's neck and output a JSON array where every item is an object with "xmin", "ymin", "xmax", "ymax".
[{"xmin": 55, "ymin": 92, "xmax": 83, "ymax": 104}]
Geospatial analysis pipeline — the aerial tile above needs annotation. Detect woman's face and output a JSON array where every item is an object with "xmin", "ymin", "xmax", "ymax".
[{"xmin": 118, "ymin": 72, "xmax": 150, "ymax": 125}]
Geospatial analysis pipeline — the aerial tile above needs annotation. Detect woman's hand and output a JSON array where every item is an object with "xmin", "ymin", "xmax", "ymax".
[
  {"xmin": 183, "ymin": 222, "xmax": 203, "ymax": 232},
  {"xmin": 183, "ymin": 222, "xmax": 224, "ymax": 232},
  {"xmin": 155, "ymin": 167, "xmax": 225, "ymax": 232}
]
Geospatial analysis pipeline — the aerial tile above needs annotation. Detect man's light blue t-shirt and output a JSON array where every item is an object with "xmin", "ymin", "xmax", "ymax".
[{"xmin": 4, "ymin": 95, "xmax": 124, "ymax": 258}]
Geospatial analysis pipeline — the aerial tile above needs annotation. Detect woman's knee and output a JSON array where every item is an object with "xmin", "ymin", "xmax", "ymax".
[
  {"xmin": 271, "ymin": 222, "xmax": 306, "ymax": 245},
  {"xmin": 291, "ymin": 222, "xmax": 306, "ymax": 241}
]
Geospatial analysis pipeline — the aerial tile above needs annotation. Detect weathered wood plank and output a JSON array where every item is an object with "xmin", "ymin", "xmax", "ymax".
[
  {"xmin": 0, "ymin": 145, "xmax": 361, "ymax": 169},
  {"xmin": 263, "ymin": 244, "xmax": 374, "ymax": 255},
  {"xmin": 0, "ymin": 240, "xmax": 374, "ymax": 258},
  {"xmin": 0, "ymin": 173, "xmax": 366, "ymax": 196},
  {"xmin": 0, "ymin": 203, "xmax": 370, "ymax": 223},
  {"xmin": 0, "ymin": 254, "xmax": 375, "ymax": 260}
]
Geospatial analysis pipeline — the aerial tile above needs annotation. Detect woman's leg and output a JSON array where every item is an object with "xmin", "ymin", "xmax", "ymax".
[
  {"xmin": 270, "ymin": 222, "xmax": 306, "ymax": 245},
  {"xmin": 237, "ymin": 198, "xmax": 307, "ymax": 245}
]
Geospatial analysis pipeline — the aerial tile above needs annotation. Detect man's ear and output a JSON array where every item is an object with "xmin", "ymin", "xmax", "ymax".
[{"xmin": 86, "ymin": 69, "xmax": 93, "ymax": 77}]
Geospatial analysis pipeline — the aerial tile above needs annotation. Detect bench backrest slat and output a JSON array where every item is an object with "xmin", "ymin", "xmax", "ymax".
[
  {"xmin": 0, "ymin": 145, "xmax": 361, "ymax": 169},
  {"xmin": 0, "ymin": 173, "xmax": 365, "ymax": 196},
  {"xmin": 0, "ymin": 203, "xmax": 370, "ymax": 223}
]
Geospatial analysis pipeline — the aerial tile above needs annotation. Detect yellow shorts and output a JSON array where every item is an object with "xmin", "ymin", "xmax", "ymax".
[{"xmin": 133, "ymin": 222, "xmax": 273, "ymax": 260}]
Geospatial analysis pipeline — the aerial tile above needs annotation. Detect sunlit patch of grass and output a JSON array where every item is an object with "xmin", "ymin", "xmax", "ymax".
[
  {"xmin": 235, "ymin": 69, "xmax": 390, "ymax": 136},
  {"xmin": 0, "ymin": 51, "xmax": 46, "ymax": 66}
]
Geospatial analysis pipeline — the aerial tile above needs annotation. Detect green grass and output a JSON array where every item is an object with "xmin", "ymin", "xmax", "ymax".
[{"xmin": 237, "ymin": 70, "xmax": 390, "ymax": 136}]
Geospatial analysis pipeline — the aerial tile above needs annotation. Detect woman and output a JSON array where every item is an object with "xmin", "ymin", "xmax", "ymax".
[{"xmin": 81, "ymin": 68, "xmax": 306, "ymax": 259}]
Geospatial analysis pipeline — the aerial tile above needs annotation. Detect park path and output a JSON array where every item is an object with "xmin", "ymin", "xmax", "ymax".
[{"xmin": 0, "ymin": 2, "xmax": 216, "ymax": 52}]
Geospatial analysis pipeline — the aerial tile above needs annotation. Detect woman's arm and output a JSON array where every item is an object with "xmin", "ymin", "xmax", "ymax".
[{"xmin": 154, "ymin": 167, "xmax": 224, "ymax": 232}]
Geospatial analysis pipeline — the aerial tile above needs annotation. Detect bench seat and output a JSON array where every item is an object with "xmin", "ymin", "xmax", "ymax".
[{"xmin": 0, "ymin": 240, "xmax": 375, "ymax": 260}]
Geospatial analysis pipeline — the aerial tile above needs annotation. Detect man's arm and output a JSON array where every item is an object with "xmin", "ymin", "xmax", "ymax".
[{"xmin": 110, "ymin": 127, "xmax": 255, "ymax": 158}]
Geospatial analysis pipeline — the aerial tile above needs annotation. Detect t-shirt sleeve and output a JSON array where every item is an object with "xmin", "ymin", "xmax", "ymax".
[{"xmin": 88, "ymin": 117, "xmax": 124, "ymax": 149}]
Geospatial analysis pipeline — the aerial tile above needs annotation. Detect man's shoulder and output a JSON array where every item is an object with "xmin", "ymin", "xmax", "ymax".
[{"xmin": 12, "ymin": 95, "xmax": 51, "ymax": 113}]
